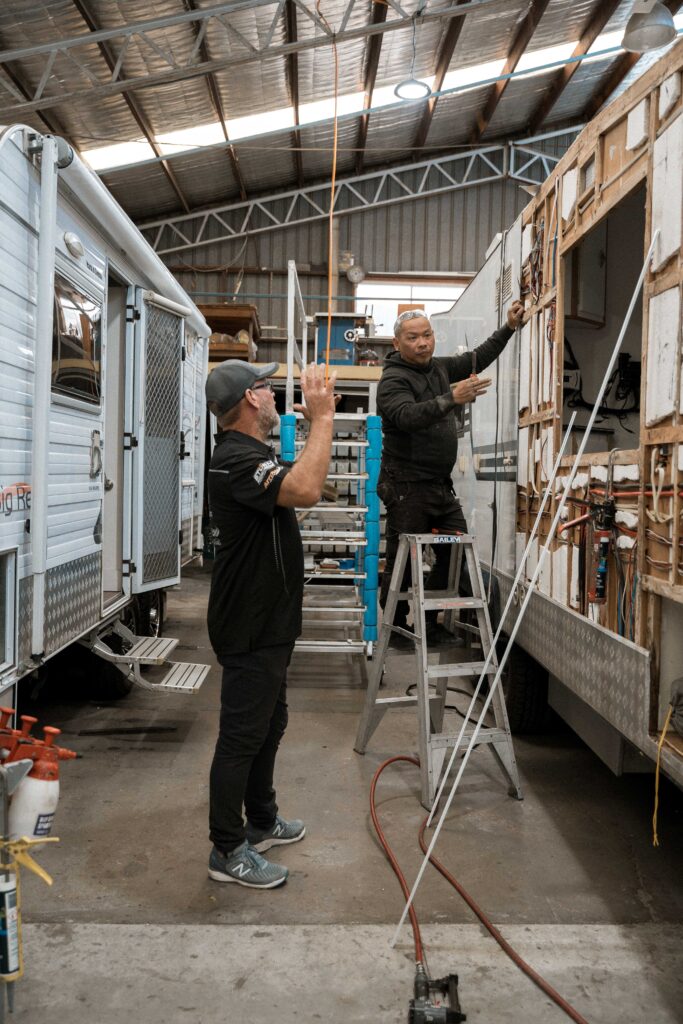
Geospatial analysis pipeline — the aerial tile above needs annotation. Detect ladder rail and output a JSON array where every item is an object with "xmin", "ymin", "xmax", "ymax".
[{"xmin": 354, "ymin": 532, "xmax": 522, "ymax": 809}]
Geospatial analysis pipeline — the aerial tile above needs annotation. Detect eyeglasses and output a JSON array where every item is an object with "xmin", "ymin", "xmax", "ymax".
[{"xmin": 251, "ymin": 381, "xmax": 274, "ymax": 393}]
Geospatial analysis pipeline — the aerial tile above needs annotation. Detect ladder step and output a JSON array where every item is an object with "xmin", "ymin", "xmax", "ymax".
[
  {"xmin": 372, "ymin": 695, "xmax": 442, "ymax": 708},
  {"xmin": 427, "ymin": 661, "xmax": 497, "ymax": 679},
  {"xmin": 429, "ymin": 728, "xmax": 509, "ymax": 749},
  {"xmin": 109, "ymin": 635, "xmax": 179, "ymax": 664},
  {"xmin": 295, "ymin": 639, "xmax": 366, "ymax": 653},
  {"xmin": 296, "ymin": 440, "xmax": 368, "ymax": 449},
  {"xmin": 304, "ymin": 571, "xmax": 366, "ymax": 579},
  {"xmin": 302, "ymin": 605, "xmax": 365, "ymax": 614},
  {"xmin": 326, "ymin": 472, "xmax": 368, "ymax": 481},
  {"xmin": 422, "ymin": 597, "xmax": 485, "ymax": 611},
  {"xmin": 301, "ymin": 532, "xmax": 367, "ymax": 541},
  {"xmin": 306, "ymin": 505, "xmax": 368, "ymax": 513},
  {"xmin": 151, "ymin": 661, "xmax": 209, "ymax": 693}
]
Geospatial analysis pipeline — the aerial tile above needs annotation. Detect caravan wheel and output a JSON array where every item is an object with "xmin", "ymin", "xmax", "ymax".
[{"xmin": 502, "ymin": 644, "xmax": 551, "ymax": 734}]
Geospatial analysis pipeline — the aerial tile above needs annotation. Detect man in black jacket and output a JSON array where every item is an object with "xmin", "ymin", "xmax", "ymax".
[{"xmin": 377, "ymin": 303, "xmax": 524, "ymax": 646}]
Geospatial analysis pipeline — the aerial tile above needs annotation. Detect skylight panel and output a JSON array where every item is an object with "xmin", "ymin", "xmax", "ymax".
[
  {"xmin": 299, "ymin": 92, "xmax": 365, "ymax": 125},
  {"xmin": 156, "ymin": 121, "xmax": 226, "ymax": 155},
  {"xmin": 82, "ymin": 139, "xmax": 157, "ymax": 171},
  {"xmin": 441, "ymin": 59, "xmax": 506, "ymax": 93},
  {"xmin": 227, "ymin": 106, "xmax": 295, "ymax": 140}
]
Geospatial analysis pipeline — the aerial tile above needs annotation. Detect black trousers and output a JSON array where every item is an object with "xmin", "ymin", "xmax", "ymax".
[
  {"xmin": 378, "ymin": 476, "xmax": 468, "ymax": 629},
  {"xmin": 209, "ymin": 642, "xmax": 293, "ymax": 854}
]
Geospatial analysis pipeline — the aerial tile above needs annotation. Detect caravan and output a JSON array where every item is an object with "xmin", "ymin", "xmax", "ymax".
[
  {"xmin": 433, "ymin": 42, "xmax": 683, "ymax": 788},
  {"xmin": 0, "ymin": 125, "xmax": 210, "ymax": 701}
]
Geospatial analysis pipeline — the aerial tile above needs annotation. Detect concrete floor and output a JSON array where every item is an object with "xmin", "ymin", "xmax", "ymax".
[{"xmin": 12, "ymin": 566, "xmax": 683, "ymax": 1023}]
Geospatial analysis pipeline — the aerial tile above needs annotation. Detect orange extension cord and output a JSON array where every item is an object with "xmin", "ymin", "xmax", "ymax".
[
  {"xmin": 316, "ymin": 2, "xmax": 340, "ymax": 384},
  {"xmin": 370, "ymin": 755, "xmax": 592, "ymax": 1024}
]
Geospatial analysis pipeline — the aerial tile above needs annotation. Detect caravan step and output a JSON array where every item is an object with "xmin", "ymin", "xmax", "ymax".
[
  {"xmin": 154, "ymin": 661, "xmax": 210, "ymax": 693},
  {"xmin": 107, "ymin": 635, "xmax": 179, "ymax": 664}
]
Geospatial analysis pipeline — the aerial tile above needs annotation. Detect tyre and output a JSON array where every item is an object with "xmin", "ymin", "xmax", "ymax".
[
  {"xmin": 50, "ymin": 643, "xmax": 134, "ymax": 701},
  {"xmin": 501, "ymin": 643, "xmax": 551, "ymax": 734},
  {"xmin": 136, "ymin": 590, "xmax": 165, "ymax": 638}
]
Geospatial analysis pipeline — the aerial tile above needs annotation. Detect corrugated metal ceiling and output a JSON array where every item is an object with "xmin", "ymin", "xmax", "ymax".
[{"xmin": 0, "ymin": 0, "xmax": 676, "ymax": 223}]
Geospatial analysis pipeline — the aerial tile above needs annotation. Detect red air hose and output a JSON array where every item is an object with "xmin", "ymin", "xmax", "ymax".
[{"xmin": 370, "ymin": 755, "xmax": 591, "ymax": 1024}]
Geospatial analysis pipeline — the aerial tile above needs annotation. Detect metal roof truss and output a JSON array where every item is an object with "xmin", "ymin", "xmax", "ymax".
[{"xmin": 143, "ymin": 129, "xmax": 576, "ymax": 256}]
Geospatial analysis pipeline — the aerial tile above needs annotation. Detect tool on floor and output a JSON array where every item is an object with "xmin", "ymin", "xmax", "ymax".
[
  {"xmin": 410, "ymin": 964, "xmax": 466, "ymax": 1023},
  {"xmin": 371, "ymin": 755, "xmax": 591, "ymax": 1024},
  {"xmin": 354, "ymin": 532, "xmax": 522, "ymax": 809}
]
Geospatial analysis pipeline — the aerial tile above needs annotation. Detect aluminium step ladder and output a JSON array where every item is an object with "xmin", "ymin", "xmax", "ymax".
[
  {"xmin": 354, "ymin": 532, "xmax": 522, "ymax": 809},
  {"xmin": 83, "ymin": 619, "xmax": 210, "ymax": 693}
]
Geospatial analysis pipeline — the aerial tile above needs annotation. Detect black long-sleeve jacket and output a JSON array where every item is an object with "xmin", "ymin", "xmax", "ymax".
[{"xmin": 377, "ymin": 324, "xmax": 514, "ymax": 481}]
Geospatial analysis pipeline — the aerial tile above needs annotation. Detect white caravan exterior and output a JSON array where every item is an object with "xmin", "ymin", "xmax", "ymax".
[
  {"xmin": 433, "ymin": 41, "xmax": 683, "ymax": 789},
  {"xmin": 0, "ymin": 125, "xmax": 209, "ymax": 699}
]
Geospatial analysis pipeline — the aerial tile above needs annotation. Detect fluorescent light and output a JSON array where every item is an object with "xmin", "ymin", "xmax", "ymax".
[
  {"xmin": 373, "ymin": 81, "xmax": 434, "ymax": 107},
  {"xmin": 394, "ymin": 77, "xmax": 432, "ymax": 100},
  {"xmin": 82, "ymin": 139, "xmax": 157, "ymax": 171}
]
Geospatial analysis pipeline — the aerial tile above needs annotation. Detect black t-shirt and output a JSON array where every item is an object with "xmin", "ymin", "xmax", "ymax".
[{"xmin": 207, "ymin": 430, "xmax": 303, "ymax": 656}]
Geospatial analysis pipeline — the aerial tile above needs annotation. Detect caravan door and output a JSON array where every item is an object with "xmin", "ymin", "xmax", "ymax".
[{"xmin": 130, "ymin": 289, "xmax": 187, "ymax": 594}]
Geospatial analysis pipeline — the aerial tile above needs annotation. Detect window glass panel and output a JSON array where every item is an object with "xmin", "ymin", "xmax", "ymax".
[
  {"xmin": 52, "ymin": 275, "xmax": 102, "ymax": 404},
  {"xmin": 355, "ymin": 280, "xmax": 464, "ymax": 334}
]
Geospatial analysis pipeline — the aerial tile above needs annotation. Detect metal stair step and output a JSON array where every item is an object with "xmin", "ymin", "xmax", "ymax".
[
  {"xmin": 152, "ymin": 661, "xmax": 209, "ymax": 693},
  {"xmin": 107, "ymin": 635, "xmax": 179, "ymax": 664}
]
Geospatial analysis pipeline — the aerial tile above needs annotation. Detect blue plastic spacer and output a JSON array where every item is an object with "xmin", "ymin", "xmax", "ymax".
[
  {"xmin": 366, "ymin": 519, "xmax": 380, "ymax": 555},
  {"xmin": 279, "ymin": 413, "xmax": 296, "ymax": 463}
]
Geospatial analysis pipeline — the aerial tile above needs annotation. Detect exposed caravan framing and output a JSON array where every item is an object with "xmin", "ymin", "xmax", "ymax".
[
  {"xmin": 0, "ymin": 124, "xmax": 210, "ymax": 700},
  {"xmin": 433, "ymin": 40, "xmax": 683, "ymax": 788}
]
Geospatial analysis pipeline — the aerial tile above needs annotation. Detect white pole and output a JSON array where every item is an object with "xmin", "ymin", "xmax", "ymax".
[
  {"xmin": 427, "ymin": 411, "xmax": 577, "ymax": 826},
  {"xmin": 286, "ymin": 260, "xmax": 296, "ymax": 413},
  {"xmin": 391, "ymin": 228, "xmax": 660, "ymax": 948},
  {"xmin": 31, "ymin": 135, "xmax": 58, "ymax": 657}
]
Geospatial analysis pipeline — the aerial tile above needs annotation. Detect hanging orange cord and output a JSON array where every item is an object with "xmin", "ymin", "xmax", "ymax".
[
  {"xmin": 652, "ymin": 703, "xmax": 674, "ymax": 847},
  {"xmin": 316, "ymin": 1, "xmax": 340, "ymax": 385}
]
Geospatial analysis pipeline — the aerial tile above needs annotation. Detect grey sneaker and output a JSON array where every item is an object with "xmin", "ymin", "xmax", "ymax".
[
  {"xmin": 208, "ymin": 840, "xmax": 288, "ymax": 888},
  {"xmin": 246, "ymin": 814, "xmax": 306, "ymax": 853}
]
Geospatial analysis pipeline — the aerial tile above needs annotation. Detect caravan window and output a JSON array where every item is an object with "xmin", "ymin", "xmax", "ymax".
[{"xmin": 52, "ymin": 275, "xmax": 102, "ymax": 404}]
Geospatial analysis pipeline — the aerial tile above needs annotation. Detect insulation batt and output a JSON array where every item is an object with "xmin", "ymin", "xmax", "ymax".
[{"xmin": 615, "ymin": 510, "xmax": 638, "ymax": 529}]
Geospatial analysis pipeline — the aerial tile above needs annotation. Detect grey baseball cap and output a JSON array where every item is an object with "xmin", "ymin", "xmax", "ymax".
[{"xmin": 205, "ymin": 359, "xmax": 279, "ymax": 414}]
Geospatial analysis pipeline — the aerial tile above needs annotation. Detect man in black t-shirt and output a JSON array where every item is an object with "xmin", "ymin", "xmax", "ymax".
[{"xmin": 205, "ymin": 358, "xmax": 336, "ymax": 889}]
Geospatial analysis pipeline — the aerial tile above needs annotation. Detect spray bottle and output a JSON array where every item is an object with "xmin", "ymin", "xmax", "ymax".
[{"xmin": 7, "ymin": 728, "xmax": 76, "ymax": 842}]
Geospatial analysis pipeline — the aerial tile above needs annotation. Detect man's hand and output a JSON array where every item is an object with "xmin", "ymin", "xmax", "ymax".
[
  {"xmin": 452, "ymin": 376, "xmax": 491, "ymax": 405},
  {"xmin": 293, "ymin": 362, "xmax": 338, "ymax": 422},
  {"xmin": 506, "ymin": 300, "xmax": 525, "ymax": 329}
]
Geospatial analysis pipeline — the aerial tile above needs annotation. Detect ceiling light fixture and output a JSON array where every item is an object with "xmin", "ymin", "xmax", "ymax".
[
  {"xmin": 394, "ymin": 8, "xmax": 431, "ymax": 102},
  {"xmin": 622, "ymin": 1, "xmax": 676, "ymax": 53}
]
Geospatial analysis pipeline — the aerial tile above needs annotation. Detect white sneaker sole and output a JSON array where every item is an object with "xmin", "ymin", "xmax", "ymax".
[
  {"xmin": 249, "ymin": 827, "xmax": 306, "ymax": 854},
  {"xmin": 208, "ymin": 867, "xmax": 287, "ymax": 888}
]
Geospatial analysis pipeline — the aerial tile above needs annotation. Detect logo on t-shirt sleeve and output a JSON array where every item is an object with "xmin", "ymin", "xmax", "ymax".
[
  {"xmin": 253, "ymin": 460, "xmax": 276, "ymax": 484},
  {"xmin": 262, "ymin": 467, "xmax": 283, "ymax": 489}
]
